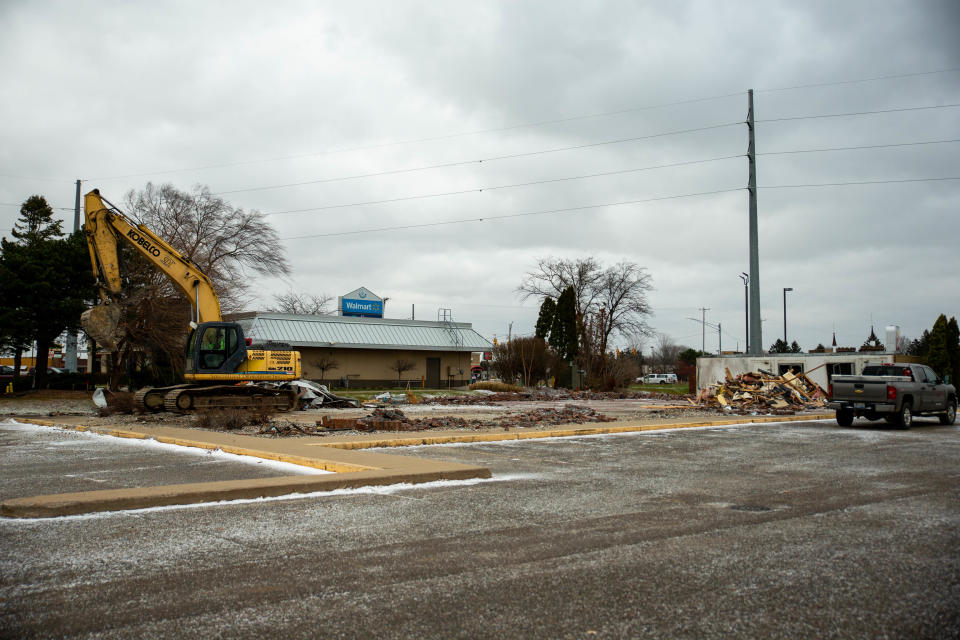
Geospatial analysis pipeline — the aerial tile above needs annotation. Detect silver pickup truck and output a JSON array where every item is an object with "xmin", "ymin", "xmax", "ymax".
[{"xmin": 828, "ymin": 363, "xmax": 956, "ymax": 428}]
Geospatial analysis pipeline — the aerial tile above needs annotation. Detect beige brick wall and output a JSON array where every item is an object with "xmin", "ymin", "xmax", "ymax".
[{"xmin": 300, "ymin": 347, "xmax": 474, "ymax": 388}]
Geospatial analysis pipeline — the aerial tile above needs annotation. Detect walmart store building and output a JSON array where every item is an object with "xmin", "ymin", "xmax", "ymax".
[{"xmin": 230, "ymin": 288, "xmax": 491, "ymax": 388}]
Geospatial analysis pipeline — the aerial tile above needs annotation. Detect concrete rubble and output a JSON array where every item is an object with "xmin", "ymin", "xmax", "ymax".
[
  {"xmin": 281, "ymin": 380, "xmax": 359, "ymax": 409},
  {"xmin": 422, "ymin": 388, "xmax": 681, "ymax": 405},
  {"xmin": 694, "ymin": 368, "xmax": 828, "ymax": 414},
  {"xmin": 258, "ymin": 404, "xmax": 617, "ymax": 436}
]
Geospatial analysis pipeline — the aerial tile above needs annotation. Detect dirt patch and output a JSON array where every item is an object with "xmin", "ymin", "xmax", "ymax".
[
  {"xmin": 6, "ymin": 389, "xmax": 803, "ymax": 441},
  {"xmin": 0, "ymin": 390, "xmax": 99, "ymax": 416}
]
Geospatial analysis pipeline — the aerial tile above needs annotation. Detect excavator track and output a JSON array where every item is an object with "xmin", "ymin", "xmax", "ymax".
[
  {"xmin": 135, "ymin": 385, "xmax": 190, "ymax": 412},
  {"xmin": 163, "ymin": 385, "xmax": 298, "ymax": 414}
]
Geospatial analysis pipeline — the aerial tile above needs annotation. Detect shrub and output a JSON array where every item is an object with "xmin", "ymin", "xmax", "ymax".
[{"xmin": 469, "ymin": 381, "xmax": 525, "ymax": 393}]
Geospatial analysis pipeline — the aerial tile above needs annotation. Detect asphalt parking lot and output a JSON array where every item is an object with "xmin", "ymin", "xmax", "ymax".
[{"xmin": 1, "ymin": 417, "xmax": 958, "ymax": 639}]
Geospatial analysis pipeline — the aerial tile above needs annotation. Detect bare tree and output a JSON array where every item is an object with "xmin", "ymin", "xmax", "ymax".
[
  {"xmin": 594, "ymin": 262, "xmax": 653, "ymax": 352},
  {"xmin": 519, "ymin": 257, "xmax": 652, "ymax": 346},
  {"xmin": 652, "ymin": 333, "xmax": 684, "ymax": 372},
  {"xmin": 491, "ymin": 337, "xmax": 552, "ymax": 387},
  {"xmin": 387, "ymin": 358, "xmax": 416, "ymax": 386},
  {"xmin": 92, "ymin": 183, "xmax": 292, "ymax": 387},
  {"xmin": 270, "ymin": 291, "xmax": 334, "ymax": 315},
  {"xmin": 519, "ymin": 257, "xmax": 653, "ymax": 385},
  {"xmin": 124, "ymin": 183, "xmax": 290, "ymax": 313},
  {"xmin": 313, "ymin": 355, "xmax": 340, "ymax": 385},
  {"xmin": 518, "ymin": 257, "xmax": 604, "ymax": 322}
]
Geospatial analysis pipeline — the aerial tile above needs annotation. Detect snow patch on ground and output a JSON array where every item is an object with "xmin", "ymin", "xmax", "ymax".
[
  {"xmin": 0, "ymin": 419, "xmax": 331, "ymax": 475},
  {"xmin": 2, "ymin": 473, "xmax": 534, "ymax": 523}
]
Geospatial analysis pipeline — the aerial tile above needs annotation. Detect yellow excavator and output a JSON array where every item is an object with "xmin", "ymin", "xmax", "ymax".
[{"xmin": 81, "ymin": 189, "xmax": 301, "ymax": 413}]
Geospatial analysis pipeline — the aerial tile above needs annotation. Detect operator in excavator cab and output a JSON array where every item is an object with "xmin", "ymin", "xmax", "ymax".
[{"xmin": 200, "ymin": 326, "xmax": 227, "ymax": 368}]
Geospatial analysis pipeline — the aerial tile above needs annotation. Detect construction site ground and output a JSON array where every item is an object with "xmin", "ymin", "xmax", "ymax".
[
  {"xmin": 2, "ymin": 415, "xmax": 958, "ymax": 638},
  {"xmin": 0, "ymin": 389, "xmax": 832, "ymax": 518},
  {"xmin": 0, "ymin": 388, "xmax": 786, "ymax": 437}
]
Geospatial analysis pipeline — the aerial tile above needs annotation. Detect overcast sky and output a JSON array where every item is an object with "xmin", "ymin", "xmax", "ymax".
[{"xmin": 2, "ymin": 0, "xmax": 958, "ymax": 354}]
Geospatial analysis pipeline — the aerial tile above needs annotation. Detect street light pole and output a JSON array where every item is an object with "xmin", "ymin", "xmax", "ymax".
[
  {"xmin": 783, "ymin": 287, "xmax": 793, "ymax": 345},
  {"xmin": 739, "ymin": 273, "xmax": 749, "ymax": 354}
]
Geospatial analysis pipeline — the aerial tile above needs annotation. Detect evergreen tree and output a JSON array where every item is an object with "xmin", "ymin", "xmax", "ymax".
[
  {"xmin": 926, "ymin": 314, "xmax": 950, "ymax": 379},
  {"xmin": 10, "ymin": 195, "xmax": 63, "ymax": 244},
  {"xmin": 790, "ymin": 340, "xmax": 802, "ymax": 353},
  {"xmin": 946, "ymin": 316, "xmax": 959, "ymax": 384},
  {"xmin": 769, "ymin": 338, "xmax": 788, "ymax": 353},
  {"xmin": 551, "ymin": 286, "xmax": 578, "ymax": 362},
  {"xmin": 677, "ymin": 348, "xmax": 704, "ymax": 366},
  {"xmin": 907, "ymin": 330, "xmax": 930, "ymax": 358},
  {"xmin": 0, "ymin": 247, "xmax": 34, "ymax": 378},
  {"xmin": 534, "ymin": 297, "xmax": 556, "ymax": 341},
  {"xmin": 1, "ymin": 196, "xmax": 94, "ymax": 389}
]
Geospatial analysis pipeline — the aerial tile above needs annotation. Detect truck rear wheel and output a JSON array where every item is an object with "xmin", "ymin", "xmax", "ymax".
[
  {"xmin": 940, "ymin": 399, "xmax": 957, "ymax": 425},
  {"xmin": 836, "ymin": 409, "xmax": 854, "ymax": 427},
  {"xmin": 896, "ymin": 401, "xmax": 913, "ymax": 429}
]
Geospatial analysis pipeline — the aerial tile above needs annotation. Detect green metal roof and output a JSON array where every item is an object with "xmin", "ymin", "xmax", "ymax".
[{"xmin": 235, "ymin": 313, "xmax": 492, "ymax": 352}]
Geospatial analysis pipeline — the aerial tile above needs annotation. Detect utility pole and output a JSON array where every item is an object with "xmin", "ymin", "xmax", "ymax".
[
  {"xmin": 747, "ymin": 90, "xmax": 762, "ymax": 355},
  {"xmin": 699, "ymin": 307, "xmax": 709, "ymax": 353},
  {"xmin": 739, "ymin": 272, "xmax": 749, "ymax": 354},
  {"xmin": 64, "ymin": 179, "xmax": 82, "ymax": 373},
  {"xmin": 783, "ymin": 287, "xmax": 793, "ymax": 345}
]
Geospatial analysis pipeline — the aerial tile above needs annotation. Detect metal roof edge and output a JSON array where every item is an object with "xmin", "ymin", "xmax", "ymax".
[
  {"xmin": 248, "ymin": 311, "xmax": 479, "ymax": 330},
  {"xmin": 280, "ymin": 342, "xmax": 485, "ymax": 352}
]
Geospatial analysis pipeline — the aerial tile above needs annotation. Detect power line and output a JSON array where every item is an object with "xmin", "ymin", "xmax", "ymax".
[
  {"xmin": 263, "ymin": 154, "xmax": 744, "ymax": 216},
  {"xmin": 82, "ymin": 67, "xmax": 958, "ymax": 181},
  {"xmin": 759, "ymin": 138, "xmax": 960, "ymax": 156},
  {"xmin": 6, "ymin": 139, "xmax": 958, "ymax": 213},
  {"xmin": 279, "ymin": 174, "xmax": 960, "ymax": 240},
  {"xmin": 280, "ymin": 188, "xmax": 744, "ymax": 240},
  {"xmin": 756, "ymin": 67, "xmax": 960, "ymax": 93},
  {"xmin": 263, "ymin": 137, "xmax": 960, "ymax": 217},
  {"xmin": 761, "ymin": 176, "xmax": 960, "ymax": 189},
  {"xmin": 86, "ymin": 93, "xmax": 745, "ymax": 181},
  {"xmin": 222, "ymin": 105, "xmax": 958, "ymax": 197},
  {"xmin": 756, "ymin": 102, "xmax": 960, "ymax": 123},
  {"xmin": 215, "ymin": 121, "xmax": 742, "ymax": 195}
]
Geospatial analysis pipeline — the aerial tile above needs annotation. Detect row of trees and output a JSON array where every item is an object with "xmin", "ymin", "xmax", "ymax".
[
  {"xmin": 0, "ymin": 197, "xmax": 94, "ymax": 388},
  {"xmin": 907, "ymin": 314, "xmax": 960, "ymax": 383},
  {"xmin": 491, "ymin": 257, "xmax": 656, "ymax": 389}
]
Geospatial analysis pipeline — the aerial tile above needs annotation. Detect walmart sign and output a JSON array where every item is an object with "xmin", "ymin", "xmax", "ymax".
[{"xmin": 339, "ymin": 287, "xmax": 384, "ymax": 318}]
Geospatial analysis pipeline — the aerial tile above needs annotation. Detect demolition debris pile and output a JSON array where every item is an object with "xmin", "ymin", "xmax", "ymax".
[
  {"xmin": 259, "ymin": 405, "xmax": 616, "ymax": 436},
  {"xmin": 423, "ymin": 388, "xmax": 679, "ymax": 405},
  {"xmin": 694, "ymin": 369, "xmax": 827, "ymax": 414}
]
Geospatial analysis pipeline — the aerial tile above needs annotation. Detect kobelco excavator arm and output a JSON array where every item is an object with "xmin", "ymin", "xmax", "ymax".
[
  {"xmin": 82, "ymin": 189, "xmax": 222, "ymax": 347},
  {"xmin": 80, "ymin": 189, "xmax": 301, "ymax": 413}
]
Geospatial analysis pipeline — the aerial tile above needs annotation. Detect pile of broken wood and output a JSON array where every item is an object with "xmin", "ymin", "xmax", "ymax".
[{"xmin": 694, "ymin": 368, "xmax": 827, "ymax": 414}]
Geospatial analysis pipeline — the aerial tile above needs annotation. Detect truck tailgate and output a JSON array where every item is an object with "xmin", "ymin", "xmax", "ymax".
[{"xmin": 831, "ymin": 376, "xmax": 909, "ymax": 403}]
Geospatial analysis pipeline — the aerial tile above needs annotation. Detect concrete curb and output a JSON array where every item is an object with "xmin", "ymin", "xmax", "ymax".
[
  {"xmin": 1, "ymin": 468, "xmax": 487, "ymax": 519},
  {"xmin": 1, "ymin": 420, "xmax": 491, "ymax": 518},
  {"xmin": 307, "ymin": 413, "xmax": 836, "ymax": 449}
]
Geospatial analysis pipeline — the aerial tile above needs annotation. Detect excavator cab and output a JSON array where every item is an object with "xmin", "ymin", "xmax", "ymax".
[{"xmin": 185, "ymin": 322, "xmax": 248, "ymax": 375}]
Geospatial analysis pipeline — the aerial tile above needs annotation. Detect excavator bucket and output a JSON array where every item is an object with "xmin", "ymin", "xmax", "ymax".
[{"xmin": 81, "ymin": 303, "xmax": 123, "ymax": 351}]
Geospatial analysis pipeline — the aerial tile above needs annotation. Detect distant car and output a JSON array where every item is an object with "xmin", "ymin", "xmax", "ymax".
[
  {"xmin": 0, "ymin": 365, "xmax": 13, "ymax": 375},
  {"xmin": 27, "ymin": 367, "xmax": 66, "ymax": 375},
  {"xmin": 639, "ymin": 373, "xmax": 678, "ymax": 385}
]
